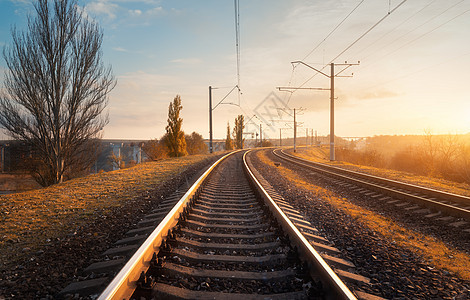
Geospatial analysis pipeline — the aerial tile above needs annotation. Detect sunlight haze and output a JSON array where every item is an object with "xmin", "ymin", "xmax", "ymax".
[{"xmin": 0, "ymin": 0, "xmax": 469, "ymax": 140}]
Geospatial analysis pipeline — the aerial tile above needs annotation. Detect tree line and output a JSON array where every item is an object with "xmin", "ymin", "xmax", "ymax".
[
  {"xmin": 144, "ymin": 96, "xmax": 247, "ymax": 160},
  {"xmin": 142, "ymin": 95, "xmax": 208, "ymax": 161},
  {"xmin": 336, "ymin": 132, "xmax": 470, "ymax": 184}
]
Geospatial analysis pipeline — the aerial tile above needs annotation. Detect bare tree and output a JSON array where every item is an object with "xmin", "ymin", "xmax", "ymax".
[
  {"xmin": 457, "ymin": 143, "xmax": 470, "ymax": 183},
  {"xmin": 421, "ymin": 129, "xmax": 438, "ymax": 176},
  {"xmin": 0, "ymin": 0, "xmax": 115, "ymax": 186}
]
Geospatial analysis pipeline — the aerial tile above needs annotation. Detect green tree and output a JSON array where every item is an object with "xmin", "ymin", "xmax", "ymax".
[
  {"xmin": 165, "ymin": 95, "xmax": 187, "ymax": 157},
  {"xmin": 232, "ymin": 115, "xmax": 245, "ymax": 149},
  {"xmin": 225, "ymin": 122, "xmax": 233, "ymax": 150},
  {"xmin": 185, "ymin": 132, "xmax": 208, "ymax": 155},
  {"xmin": 0, "ymin": 0, "xmax": 115, "ymax": 186}
]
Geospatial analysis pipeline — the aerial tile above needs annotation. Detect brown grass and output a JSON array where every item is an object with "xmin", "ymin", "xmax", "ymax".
[
  {"xmin": 0, "ymin": 174, "xmax": 41, "ymax": 192},
  {"xmin": 293, "ymin": 147, "xmax": 470, "ymax": 197},
  {"xmin": 258, "ymin": 150, "xmax": 470, "ymax": 281},
  {"xmin": 0, "ymin": 154, "xmax": 214, "ymax": 268}
]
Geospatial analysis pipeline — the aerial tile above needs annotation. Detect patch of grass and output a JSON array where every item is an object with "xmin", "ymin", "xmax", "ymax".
[
  {"xmin": 258, "ymin": 150, "xmax": 470, "ymax": 281},
  {"xmin": 293, "ymin": 147, "xmax": 470, "ymax": 197},
  {"xmin": 0, "ymin": 154, "xmax": 214, "ymax": 269}
]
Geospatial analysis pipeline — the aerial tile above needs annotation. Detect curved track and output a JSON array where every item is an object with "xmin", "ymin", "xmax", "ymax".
[
  {"xmin": 274, "ymin": 148, "xmax": 470, "ymax": 221},
  {"xmin": 93, "ymin": 151, "xmax": 356, "ymax": 299}
]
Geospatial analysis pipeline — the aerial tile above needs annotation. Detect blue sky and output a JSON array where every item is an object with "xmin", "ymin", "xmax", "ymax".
[{"xmin": 1, "ymin": 0, "xmax": 469, "ymax": 140}]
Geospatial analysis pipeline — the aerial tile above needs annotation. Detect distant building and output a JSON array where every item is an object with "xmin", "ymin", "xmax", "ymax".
[{"xmin": 0, "ymin": 139, "xmax": 147, "ymax": 174}]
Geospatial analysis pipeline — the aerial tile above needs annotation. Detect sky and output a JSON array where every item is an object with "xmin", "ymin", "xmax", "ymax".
[{"xmin": 0, "ymin": 0, "xmax": 469, "ymax": 140}]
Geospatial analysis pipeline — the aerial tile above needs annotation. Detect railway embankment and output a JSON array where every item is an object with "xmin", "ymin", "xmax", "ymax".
[
  {"xmin": 0, "ymin": 153, "xmax": 221, "ymax": 299},
  {"xmin": 254, "ymin": 149, "xmax": 470, "ymax": 299}
]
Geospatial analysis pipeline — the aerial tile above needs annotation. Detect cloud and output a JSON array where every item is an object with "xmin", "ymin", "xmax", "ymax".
[
  {"xmin": 146, "ymin": 6, "xmax": 163, "ymax": 16},
  {"xmin": 9, "ymin": 0, "xmax": 30, "ymax": 5},
  {"xmin": 113, "ymin": 46, "xmax": 129, "ymax": 52},
  {"xmin": 129, "ymin": 9, "xmax": 142, "ymax": 17},
  {"xmin": 170, "ymin": 58, "xmax": 202, "ymax": 65},
  {"xmin": 85, "ymin": 0, "xmax": 119, "ymax": 20}
]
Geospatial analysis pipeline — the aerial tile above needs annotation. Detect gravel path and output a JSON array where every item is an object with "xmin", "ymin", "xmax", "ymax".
[{"xmin": 250, "ymin": 149, "xmax": 470, "ymax": 299}]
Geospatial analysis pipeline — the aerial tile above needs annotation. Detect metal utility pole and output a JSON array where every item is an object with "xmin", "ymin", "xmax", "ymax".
[
  {"xmin": 259, "ymin": 124, "xmax": 262, "ymax": 147},
  {"xmin": 330, "ymin": 63, "xmax": 335, "ymax": 160},
  {"xmin": 279, "ymin": 128, "xmax": 282, "ymax": 147},
  {"xmin": 311, "ymin": 129, "xmax": 314, "ymax": 146},
  {"xmin": 279, "ymin": 61, "xmax": 359, "ymax": 161},
  {"xmin": 209, "ymin": 86, "xmax": 213, "ymax": 153},
  {"xmin": 208, "ymin": 85, "xmax": 240, "ymax": 153},
  {"xmin": 293, "ymin": 108, "xmax": 297, "ymax": 152}
]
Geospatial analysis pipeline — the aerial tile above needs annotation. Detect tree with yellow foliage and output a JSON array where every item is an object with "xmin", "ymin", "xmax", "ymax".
[{"xmin": 165, "ymin": 95, "xmax": 187, "ymax": 157}]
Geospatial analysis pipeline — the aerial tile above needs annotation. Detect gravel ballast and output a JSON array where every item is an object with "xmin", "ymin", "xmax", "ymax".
[{"xmin": 250, "ymin": 149, "xmax": 470, "ymax": 299}]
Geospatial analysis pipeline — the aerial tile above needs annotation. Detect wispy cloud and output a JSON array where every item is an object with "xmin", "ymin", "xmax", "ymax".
[
  {"xmin": 170, "ymin": 58, "xmax": 202, "ymax": 65},
  {"xmin": 9, "ymin": 0, "xmax": 30, "ymax": 5},
  {"xmin": 85, "ymin": 0, "xmax": 119, "ymax": 20},
  {"xmin": 113, "ymin": 46, "xmax": 129, "ymax": 52},
  {"xmin": 146, "ymin": 6, "xmax": 163, "ymax": 16},
  {"xmin": 128, "ymin": 9, "xmax": 142, "ymax": 17}
]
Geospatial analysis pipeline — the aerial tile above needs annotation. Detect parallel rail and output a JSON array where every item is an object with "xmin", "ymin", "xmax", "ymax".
[
  {"xmin": 274, "ymin": 148, "xmax": 470, "ymax": 220},
  {"xmin": 98, "ymin": 151, "xmax": 234, "ymax": 299},
  {"xmin": 98, "ymin": 150, "xmax": 356, "ymax": 299},
  {"xmin": 243, "ymin": 151, "xmax": 356, "ymax": 299}
]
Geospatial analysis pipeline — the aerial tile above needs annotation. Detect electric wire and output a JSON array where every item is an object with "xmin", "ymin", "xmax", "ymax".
[
  {"xmin": 350, "ymin": 0, "xmax": 437, "ymax": 59},
  {"xmin": 234, "ymin": 0, "xmax": 241, "ymax": 105},
  {"xmin": 362, "ymin": 50, "xmax": 470, "ymax": 91},
  {"xmin": 328, "ymin": 0, "xmax": 408, "ymax": 64},
  {"xmin": 281, "ymin": 0, "xmax": 364, "ymax": 106},
  {"xmin": 292, "ymin": 0, "xmax": 408, "ymax": 92},
  {"xmin": 361, "ymin": 6, "xmax": 470, "ymax": 73},
  {"xmin": 213, "ymin": 85, "xmax": 239, "ymax": 110},
  {"xmin": 301, "ymin": 0, "xmax": 365, "ymax": 62},
  {"xmin": 360, "ymin": 0, "xmax": 465, "ymax": 64}
]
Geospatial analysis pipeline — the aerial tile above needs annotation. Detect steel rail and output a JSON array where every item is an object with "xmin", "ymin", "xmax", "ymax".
[
  {"xmin": 243, "ymin": 151, "xmax": 357, "ymax": 300},
  {"xmin": 274, "ymin": 149, "xmax": 470, "ymax": 220},
  {"xmin": 98, "ymin": 151, "xmax": 238, "ymax": 300}
]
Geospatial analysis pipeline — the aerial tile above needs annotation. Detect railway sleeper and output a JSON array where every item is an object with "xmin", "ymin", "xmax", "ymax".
[{"xmin": 152, "ymin": 282, "xmax": 310, "ymax": 300}]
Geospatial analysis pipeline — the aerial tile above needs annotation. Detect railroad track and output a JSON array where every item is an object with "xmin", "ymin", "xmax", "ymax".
[
  {"xmin": 273, "ymin": 148, "xmax": 470, "ymax": 224},
  {"xmin": 62, "ymin": 150, "xmax": 366, "ymax": 299}
]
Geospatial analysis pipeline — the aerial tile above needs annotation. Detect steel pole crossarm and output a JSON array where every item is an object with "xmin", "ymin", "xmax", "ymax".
[
  {"xmin": 291, "ymin": 60, "xmax": 329, "ymax": 78},
  {"xmin": 212, "ymin": 85, "xmax": 239, "ymax": 110},
  {"xmin": 333, "ymin": 62, "xmax": 360, "ymax": 66},
  {"xmin": 277, "ymin": 86, "xmax": 330, "ymax": 91}
]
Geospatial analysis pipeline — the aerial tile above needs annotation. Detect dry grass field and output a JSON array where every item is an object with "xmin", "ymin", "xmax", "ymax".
[
  {"xmin": 0, "ymin": 174, "xmax": 40, "ymax": 193},
  {"xmin": 292, "ymin": 146, "xmax": 470, "ymax": 197},
  {"xmin": 258, "ymin": 150, "xmax": 470, "ymax": 281},
  {"xmin": 0, "ymin": 154, "xmax": 215, "ymax": 271}
]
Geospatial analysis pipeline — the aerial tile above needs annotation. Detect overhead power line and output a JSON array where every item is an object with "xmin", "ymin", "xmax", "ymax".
[
  {"xmin": 362, "ymin": 50, "xmax": 470, "ymax": 91},
  {"xmin": 329, "ymin": 0, "xmax": 408, "ymax": 63},
  {"xmin": 360, "ymin": 0, "xmax": 465, "ymax": 63},
  {"xmin": 293, "ymin": 0, "xmax": 408, "ymax": 91},
  {"xmin": 350, "ymin": 0, "xmax": 438, "ymax": 59},
  {"xmin": 301, "ymin": 0, "xmax": 365, "ymax": 62},
  {"xmin": 283, "ymin": 0, "xmax": 364, "ymax": 105},
  {"xmin": 234, "ymin": 0, "xmax": 241, "ymax": 105}
]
